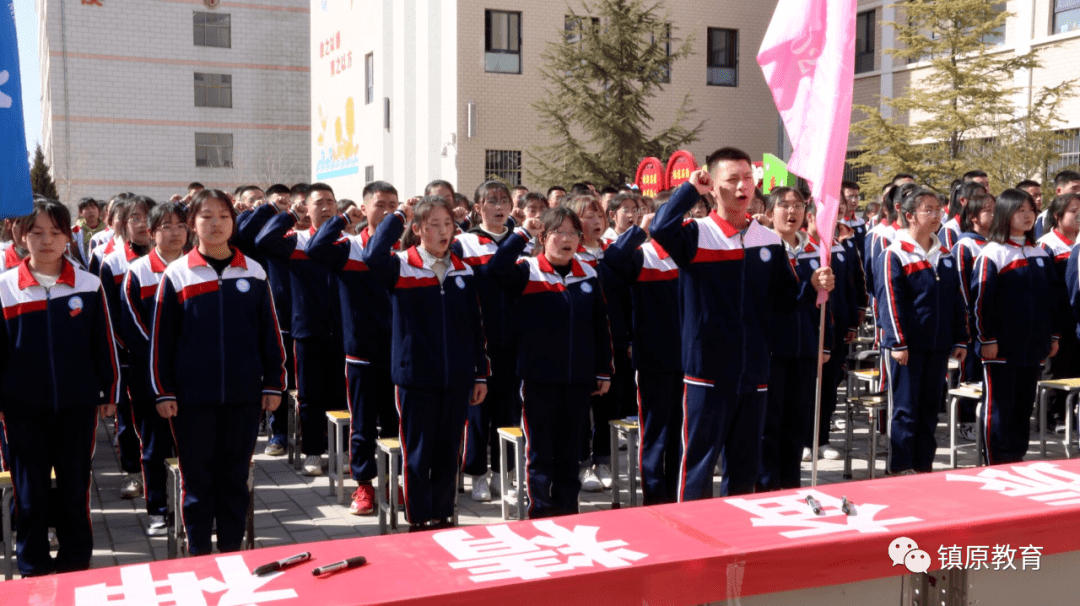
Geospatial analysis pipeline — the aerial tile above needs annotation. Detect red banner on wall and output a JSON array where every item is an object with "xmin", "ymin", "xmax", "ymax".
[
  {"xmin": 634, "ymin": 157, "xmax": 665, "ymax": 198},
  {"xmin": 664, "ymin": 150, "xmax": 698, "ymax": 190}
]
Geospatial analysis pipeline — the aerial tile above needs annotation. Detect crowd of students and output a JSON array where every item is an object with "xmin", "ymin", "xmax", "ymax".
[{"xmin": 2, "ymin": 146, "xmax": 1079, "ymax": 577}]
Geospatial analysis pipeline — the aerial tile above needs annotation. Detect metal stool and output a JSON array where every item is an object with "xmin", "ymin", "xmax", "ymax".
[
  {"xmin": 608, "ymin": 419, "xmax": 640, "ymax": 509},
  {"xmin": 326, "ymin": 410, "xmax": 351, "ymax": 504},
  {"xmin": 947, "ymin": 384, "xmax": 984, "ymax": 468},
  {"xmin": 166, "ymin": 458, "xmax": 255, "ymax": 556},
  {"xmin": 497, "ymin": 427, "xmax": 527, "ymax": 520},
  {"xmin": 1037, "ymin": 378, "xmax": 1080, "ymax": 458},
  {"xmin": 375, "ymin": 437, "xmax": 402, "ymax": 534},
  {"xmin": 286, "ymin": 390, "xmax": 302, "ymax": 470},
  {"xmin": 843, "ymin": 393, "xmax": 888, "ymax": 479},
  {"xmin": 1, "ymin": 471, "xmax": 13, "ymax": 580}
]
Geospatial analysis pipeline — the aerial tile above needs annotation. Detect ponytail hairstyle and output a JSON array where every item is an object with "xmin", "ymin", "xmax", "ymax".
[
  {"xmin": 401, "ymin": 195, "xmax": 456, "ymax": 250},
  {"xmin": 888, "ymin": 182, "xmax": 918, "ymax": 225},
  {"xmin": 987, "ymin": 188, "xmax": 1037, "ymax": 246},
  {"xmin": 958, "ymin": 192, "xmax": 995, "ymax": 234},
  {"xmin": 896, "ymin": 187, "xmax": 939, "ymax": 229},
  {"xmin": 1045, "ymin": 193, "xmax": 1080, "ymax": 232}
]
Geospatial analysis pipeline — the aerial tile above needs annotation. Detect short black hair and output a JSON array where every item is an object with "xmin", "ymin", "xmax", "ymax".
[
  {"xmin": 1015, "ymin": 179, "xmax": 1041, "ymax": 190},
  {"xmin": 187, "ymin": 182, "xmax": 205, "ymax": 191},
  {"xmin": 891, "ymin": 173, "xmax": 916, "ymax": 184},
  {"xmin": 149, "ymin": 202, "xmax": 188, "ymax": 233},
  {"xmin": 337, "ymin": 199, "xmax": 356, "ymax": 213},
  {"xmin": 362, "ymin": 180, "xmax": 398, "ymax": 199},
  {"xmin": 841, "ymin": 180, "xmax": 860, "ymax": 192},
  {"xmin": 606, "ymin": 193, "xmax": 636, "ymax": 214},
  {"xmin": 1055, "ymin": 170, "xmax": 1080, "ymax": 189},
  {"xmin": 599, "ymin": 186, "xmax": 619, "ymax": 195},
  {"xmin": 962, "ymin": 170, "xmax": 988, "ymax": 182},
  {"xmin": 570, "ymin": 183, "xmax": 592, "ymax": 196},
  {"xmin": 520, "ymin": 192, "xmax": 547, "ymax": 209},
  {"xmin": 511, "ymin": 185, "xmax": 529, "ymax": 193},
  {"xmin": 546, "ymin": 186, "xmax": 566, "ymax": 197},
  {"xmin": 424, "ymin": 179, "xmax": 456, "ymax": 198},
  {"xmin": 265, "ymin": 183, "xmax": 290, "ymax": 198},
  {"xmin": 705, "ymin": 147, "xmax": 752, "ymax": 174},
  {"xmin": 290, "ymin": 183, "xmax": 310, "ymax": 198},
  {"xmin": 306, "ymin": 182, "xmax": 335, "ymax": 199},
  {"xmin": 987, "ymin": 188, "xmax": 1036, "ymax": 245},
  {"xmin": 237, "ymin": 185, "xmax": 263, "ymax": 199},
  {"xmin": 77, "ymin": 197, "xmax": 99, "ymax": 211}
]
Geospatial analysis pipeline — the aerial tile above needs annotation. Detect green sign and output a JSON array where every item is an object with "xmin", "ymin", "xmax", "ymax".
[{"xmin": 762, "ymin": 153, "xmax": 797, "ymax": 194}]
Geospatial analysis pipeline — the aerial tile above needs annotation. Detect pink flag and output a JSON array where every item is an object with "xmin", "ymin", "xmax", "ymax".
[{"xmin": 758, "ymin": 0, "xmax": 856, "ymax": 305}]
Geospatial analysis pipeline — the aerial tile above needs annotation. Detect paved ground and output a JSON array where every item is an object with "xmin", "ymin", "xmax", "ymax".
[{"xmin": 4, "ymin": 399, "xmax": 1074, "ymax": 579}]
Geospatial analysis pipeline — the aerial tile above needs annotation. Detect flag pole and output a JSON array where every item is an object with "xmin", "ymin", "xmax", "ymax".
[{"xmin": 811, "ymin": 297, "xmax": 828, "ymax": 487}]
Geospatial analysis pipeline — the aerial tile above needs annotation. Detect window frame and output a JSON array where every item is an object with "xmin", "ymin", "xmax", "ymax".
[
  {"xmin": 484, "ymin": 9, "xmax": 522, "ymax": 75},
  {"xmin": 193, "ymin": 12, "xmax": 231, "ymax": 49},
  {"xmin": 365, "ymin": 53, "xmax": 374, "ymax": 105},
  {"xmin": 1054, "ymin": 0, "xmax": 1080, "ymax": 34},
  {"xmin": 194, "ymin": 133, "xmax": 234, "ymax": 168},
  {"xmin": 193, "ymin": 72, "xmax": 233, "ymax": 108},
  {"xmin": 855, "ymin": 10, "xmax": 875, "ymax": 73},
  {"xmin": 706, "ymin": 27, "xmax": 738, "ymax": 87},
  {"xmin": 484, "ymin": 149, "xmax": 522, "ymax": 186}
]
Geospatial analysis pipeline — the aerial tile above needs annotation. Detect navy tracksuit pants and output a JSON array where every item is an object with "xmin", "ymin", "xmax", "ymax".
[
  {"xmin": 983, "ymin": 363, "xmax": 1041, "ymax": 465},
  {"xmin": 5, "ymin": 408, "xmax": 97, "ymax": 576},
  {"xmin": 636, "ymin": 371, "xmax": 682, "ymax": 505},
  {"xmin": 345, "ymin": 363, "xmax": 397, "ymax": 483},
  {"xmin": 396, "ymin": 385, "xmax": 470, "ymax": 525},
  {"xmin": 463, "ymin": 358, "xmax": 520, "ymax": 476},
  {"xmin": 760, "ymin": 356, "xmax": 816, "ymax": 491},
  {"xmin": 679, "ymin": 385, "xmax": 767, "ymax": 500},
  {"xmin": 128, "ymin": 372, "xmax": 175, "ymax": 518},
  {"xmin": 266, "ymin": 333, "xmax": 295, "ymax": 440},
  {"xmin": 294, "ymin": 337, "xmax": 346, "ymax": 456},
  {"xmin": 116, "ymin": 367, "xmax": 141, "ymax": 474},
  {"xmin": 887, "ymin": 350, "xmax": 948, "ymax": 473},
  {"xmin": 522, "ymin": 381, "xmax": 591, "ymax": 518},
  {"xmin": 171, "ymin": 404, "xmax": 260, "ymax": 555}
]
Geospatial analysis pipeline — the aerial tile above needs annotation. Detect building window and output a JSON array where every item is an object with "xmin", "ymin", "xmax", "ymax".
[
  {"xmin": 843, "ymin": 150, "xmax": 870, "ymax": 184},
  {"xmin": 194, "ymin": 73, "xmax": 232, "ymax": 108},
  {"xmin": 485, "ymin": 10, "xmax": 521, "ymax": 74},
  {"xmin": 1049, "ymin": 129, "xmax": 1080, "ymax": 177},
  {"xmin": 1054, "ymin": 0, "xmax": 1080, "ymax": 34},
  {"xmin": 706, "ymin": 28, "xmax": 737, "ymax": 87},
  {"xmin": 193, "ymin": 12, "xmax": 231, "ymax": 48},
  {"xmin": 856, "ymin": 11, "xmax": 875, "ymax": 73},
  {"xmin": 651, "ymin": 23, "xmax": 672, "ymax": 83},
  {"xmin": 195, "ymin": 133, "xmax": 233, "ymax": 168},
  {"xmin": 365, "ymin": 53, "xmax": 374, "ymax": 104},
  {"xmin": 983, "ymin": 3, "xmax": 1006, "ymax": 45},
  {"xmin": 364, "ymin": 166, "xmax": 375, "ymax": 183},
  {"xmin": 485, "ymin": 150, "xmax": 522, "ymax": 186},
  {"xmin": 565, "ymin": 14, "xmax": 599, "ymax": 44}
]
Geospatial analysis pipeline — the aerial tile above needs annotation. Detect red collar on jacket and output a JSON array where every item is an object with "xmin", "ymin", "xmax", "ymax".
[
  {"xmin": 148, "ymin": 248, "xmax": 169, "ymax": 273},
  {"xmin": 359, "ymin": 226, "xmax": 400, "ymax": 250},
  {"xmin": 405, "ymin": 246, "xmax": 466, "ymax": 271},
  {"xmin": 4, "ymin": 245, "xmax": 23, "ymax": 269},
  {"xmin": 17, "ymin": 257, "xmax": 77, "ymax": 290},
  {"xmin": 186, "ymin": 247, "xmax": 248, "ymax": 269},
  {"xmin": 537, "ymin": 253, "xmax": 587, "ymax": 277},
  {"xmin": 123, "ymin": 241, "xmax": 139, "ymax": 262},
  {"xmin": 708, "ymin": 210, "xmax": 748, "ymax": 238},
  {"xmin": 1054, "ymin": 229, "xmax": 1076, "ymax": 247},
  {"xmin": 649, "ymin": 240, "xmax": 670, "ymax": 260}
]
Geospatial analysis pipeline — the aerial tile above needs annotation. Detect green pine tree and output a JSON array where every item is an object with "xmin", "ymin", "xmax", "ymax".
[
  {"xmin": 848, "ymin": 0, "xmax": 1076, "ymax": 194},
  {"xmin": 29, "ymin": 144, "xmax": 59, "ymax": 200},
  {"xmin": 528, "ymin": 0, "xmax": 703, "ymax": 188}
]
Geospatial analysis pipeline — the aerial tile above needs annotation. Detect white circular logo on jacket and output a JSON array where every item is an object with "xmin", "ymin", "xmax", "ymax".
[
  {"xmin": 943, "ymin": 259, "xmax": 953, "ymax": 268},
  {"xmin": 455, "ymin": 276, "xmax": 466, "ymax": 289},
  {"xmin": 1036, "ymin": 258, "xmax": 1044, "ymax": 267},
  {"xmin": 837, "ymin": 252, "xmax": 845, "ymax": 262},
  {"xmin": 759, "ymin": 248, "xmax": 772, "ymax": 262},
  {"xmin": 236, "ymin": 279, "xmax": 250, "ymax": 293},
  {"xmin": 810, "ymin": 259, "xmax": 820, "ymax": 270},
  {"xmin": 581, "ymin": 282, "xmax": 593, "ymax": 294},
  {"xmin": 68, "ymin": 296, "xmax": 83, "ymax": 311}
]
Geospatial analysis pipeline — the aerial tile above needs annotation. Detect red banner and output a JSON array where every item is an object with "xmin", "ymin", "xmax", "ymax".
[
  {"xmin": 6, "ymin": 460, "xmax": 1080, "ymax": 605},
  {"xmin": 664, "ymin": 150, "xmax": 698, "ymax": 190},
  {"xmin": 634, "ymin": 157, "xmax": 665, "ymax": 198}
]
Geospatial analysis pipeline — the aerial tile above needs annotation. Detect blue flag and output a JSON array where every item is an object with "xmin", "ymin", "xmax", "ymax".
[{"xmin": 1, "ymin": 0, "xmax": 34, "ymax": 218}]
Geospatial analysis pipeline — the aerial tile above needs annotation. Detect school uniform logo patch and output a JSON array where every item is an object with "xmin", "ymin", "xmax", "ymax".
[
  {"xmin": 68, "ymin": 296, "xmax": 84, "ymax": 317},
  {"xmin": 810, "ymin": 259, "xmax": 820, "ymax": 270},
  {"xmin": 943, "ymin": 259, "xmax": 953, "ymax": 268},
  {"xmin": 1036, "ymin": 258, "xmax": 1044, "ymax": 267},
  {"xmin": 455, "ymin": 276, "xmax": 466, "ymax": 289},
  {"xmin": 236, "ymin": 279, "xmax": 251, "ymax": 293},
  {"xmin": 581, "ymin": 282, "xmax": 593, "ymax": 293},
  {"xmin": 837, "ymin": 252, "xmax": 845, "ymax": 262},
  {"xmin": 759, "ymin": 248, "xmax": 772, "ymax": 262}
]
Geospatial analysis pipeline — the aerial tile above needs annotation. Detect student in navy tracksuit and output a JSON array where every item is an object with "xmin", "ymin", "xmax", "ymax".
[
  {"xmin": 971, "ymin": 188, "xmax": 1060, "ymax": 465},
  {"xmin": 758, "ymin": 188, "xmax": 833, "ymax": 490},
  {"xmin": 455, "ymin": 181, "xmax": 522, "ymax": 502},
  {"xmin": 236, "ymin": 184, "xmax": 295, "ymax": 456},
  {"xmin": 877, "ymin": 188, "xmax": 969, "ymax": 474},
  {"xmin": 952, "ymin": 192, "xmax": 996, "ymax": 384},
  {"xmin": 363, "ymin": 196, "xmax": 489, "ymax": 530},
  {"xmin": 256, "ymin": 183, "xmax": 346, "ymax": 476},
  {"xmin": 1038, "ymin": 193, "xmax": 1080, "ymax": 432},
  {"xmin": 99, "ymin": 196, "xmax": 156, "ymax": 500},
  {"xmin": 840, "ymin": 180, "xmax": 868, "ymax": 256},
  {"xmin": 650, "ymin": 148, "xmax": 834, "ymax": 499},
  {"xmin": 306, "ymin": 180, "xmax": 400, "ymax": 516},
  {"xmin": 806, "ymin": 205, "xmax": 859, "ymax": 461},
  {"xmin": 151, "ymin": 190, "xmax": 285, "ymax": 555},
  {"xmin": 0, "ymin": 200, "xmax": 121, "ymax": 576},
  {"xmin": 119, "ymin": 203, "xmax": 187, "ymax": 536},
  {"xmin": 487, "ymin": 207, "xmax": 613, "ymax": 517},
  {"xmin": 939, "ymin": 181, "xmax": 988, "ymax": 251},
  {"xmin": 602, "ymin": 216, "xmax": 681, "ymax": 505}
]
